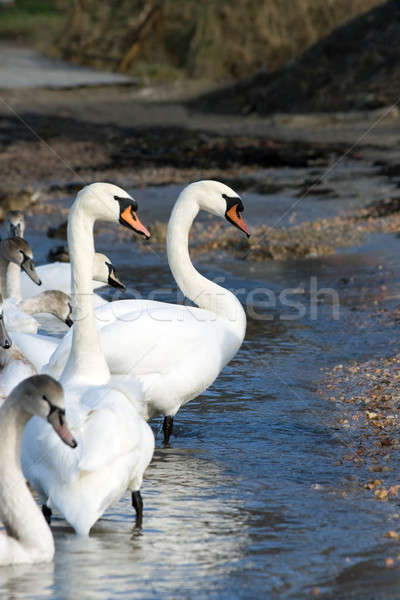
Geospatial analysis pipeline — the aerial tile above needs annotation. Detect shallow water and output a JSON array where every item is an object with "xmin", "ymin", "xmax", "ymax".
[{"xmin": 2, "ymin": 176, "xmax": 400, "ymax": 599}]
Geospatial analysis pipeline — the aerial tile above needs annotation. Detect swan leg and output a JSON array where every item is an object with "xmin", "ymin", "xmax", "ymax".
[
  {"xmin": 162, "ymin": 416, "xmax": 174, "ymax": 445},
  {"xmin": 131, "ymin": 491, "xmax": 143, "ymax": 529},
  {"xmin": 42, "ymin": 505, "xmax": 52, "ymax": 525}
]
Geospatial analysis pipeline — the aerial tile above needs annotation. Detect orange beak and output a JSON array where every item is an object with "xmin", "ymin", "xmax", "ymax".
[
  {"xmin": 120, "ymin": 206, "xmax": 151, "ymax": 239},
  {"xmin": 225, "ymin": 204, "xmax": 251, "ymax": 237}
]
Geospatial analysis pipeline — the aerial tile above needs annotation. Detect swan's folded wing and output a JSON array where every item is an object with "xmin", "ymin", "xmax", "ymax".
[
  {"xmin": 42, "ymin": 329, "xmax": 73, "ymax": 378},
  {"xmin": 100, "ymin": 304, "xmax": 225, "ymax": 375},
  {"xmin": 21, "ymin": 416, "xmax": 80, "ymax": 492},
  {"xmin": 4, "ymin": 300, "xmax": 38, "ymax": 334},
  {"xmin": 43, "ymin": 301, "xmax": 206, "ymax": 377},
  {"xmin": 44, "ymin": 301, "xmax": 228, "ymax": 379},
  {"xmin": 11, "ymin": 332, "xmax": 59, "ymax": 372},
  {"xmin": 69, "ymin": 387, "xmax": 149, "ymax": 473},
  {"xmin": 0, "ymin": 360, "xmax": 36, "ymax": 404},
  {"xmin": 22, "ymin": 388, "xmax": 148, "ymax": 490},
  {"xmin": 78, "ymin": 402, "xmax": 138, "ymax": 471}
]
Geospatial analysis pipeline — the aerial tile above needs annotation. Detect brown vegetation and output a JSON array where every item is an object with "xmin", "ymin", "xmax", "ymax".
[{"xmin": 54, "ymin": 0, "xmax": 383, "ymax": 82}]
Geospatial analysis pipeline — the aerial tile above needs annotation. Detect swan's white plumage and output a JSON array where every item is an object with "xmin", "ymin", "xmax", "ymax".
[
  {"xmin": 0, "ymin": 303, "xmax": 37, "ymax": 405},
  {"xmin": 20, "ymin": 262, "xmax": 105, "ymax": 298},
  {"xmin": 21, "ymin": 183, "xmax": 154, "ymax": 535},
  {"xmin": 3, "ymin": 298, "xmax": 38, "ymax": 333},
  {"xmin": 22, "ymin": 382, "xmax": 153, "ymax": 535},
  {"xmin": 0, "ymin": 358, "xmax": 35, "ymax": 402},
  {"xmin": 45, "ymin": 181, "xmax": 248, "ymax": 422},
  {"xmin": 45, "ymin": 299, "xmax": 237, "ymax": 406},
  {"xmin": 10, "ymin": 331, "xmax": 58, "ymax": 372}
]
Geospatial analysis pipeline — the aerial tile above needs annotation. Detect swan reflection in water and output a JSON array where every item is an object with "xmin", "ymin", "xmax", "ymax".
[
  {"xmin": 0, "ymin": 448, "xmax": 249, "ymax": 600},
  {"xmin": 0, "ymin": 562, "xmax": 55, "ymax": 600}
]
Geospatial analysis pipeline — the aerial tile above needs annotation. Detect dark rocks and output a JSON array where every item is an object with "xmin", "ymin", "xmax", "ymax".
[
  {"xmin": 364, "ymin": 197, "xmax": 400, "ymax": 219},
  {"xmin": 47, "ymin": 221, "xmax": 68, "ymax": 240},
  {"xmin": 47, "ymin": 244, "xmax": 69, "ymax": 263}
]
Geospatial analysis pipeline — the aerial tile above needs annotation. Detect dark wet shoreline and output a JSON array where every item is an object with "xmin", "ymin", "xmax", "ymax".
[{"xmin": 2, "ymin": 104, "xmax": 400, "ymax": 266}]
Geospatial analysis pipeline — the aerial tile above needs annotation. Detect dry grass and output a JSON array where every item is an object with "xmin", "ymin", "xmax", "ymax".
[
  {"xmin": 54, "ymin": 0, "xmax": 384, "ymax": 81},
  {"xmin": 179, "ymin": 0, "xmax": 383, "ymax": 80},
  {"xmin": 195, "ymin": 0, "xmax": 398, "ymax": 114}
]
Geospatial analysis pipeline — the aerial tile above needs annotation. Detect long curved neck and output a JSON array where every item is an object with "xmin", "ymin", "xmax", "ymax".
[
  {"xmin": 167, "ymin": 191, "xmax": 246, "ymax": 337},
  {"xmin": 61, "ymin": 200, "xmax": 109, "ymax": 385},
  {"xmin": 0, "ymin": 395, "xmax": 53, "ymax": 557},
  {"xmin": 0, "ymin": 257, "xmax": 21, "ymax": 301},
  {"xmin": 6, "ymin": 263, "xmax": 21, "ymax": 300}
]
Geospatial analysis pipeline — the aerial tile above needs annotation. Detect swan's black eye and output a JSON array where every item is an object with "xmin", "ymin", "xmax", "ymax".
[
  {"xmin": 42, "ymin": 394, "xmax": 48, "ymax": 402},
  {"xmin": 20, "ymin": 250, "xmax": 31, "ymax": 263},
  {"xmin": 114, "ymin": 195, "xmax": 138, "ymax": 213},
  {"xmin": 222, "ymin": 193, "xmax": 244, "ymax": 214}
]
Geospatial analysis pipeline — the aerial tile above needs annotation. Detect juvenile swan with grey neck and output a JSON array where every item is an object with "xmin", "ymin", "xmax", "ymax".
[
  {"xmin": 0, "ymin": 236, "xmax": 41, "ymax": 300},
  {"xmin": 4, "ymin": 210, "xmax": 126, "ymax": 301},
  {"xmin": 0, "ymin": 237, "xmax": 74, "ymax": 331},
  {"xmin": 0, "ymin": 375, "xmax": 76, "ymax": 565}
]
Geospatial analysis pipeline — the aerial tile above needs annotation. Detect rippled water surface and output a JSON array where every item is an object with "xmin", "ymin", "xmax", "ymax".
[{"xmin": 2, "ymin": 177, "xmax": 400, "ymax": 599}]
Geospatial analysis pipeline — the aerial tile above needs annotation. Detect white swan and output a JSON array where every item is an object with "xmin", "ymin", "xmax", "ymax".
[
  {"xmin": 6, "ymin": 210, "xmax": 126, "ymax": 299},
  {"xmin": 0, "ymin": 294, "xmax": 37, "ymax": 402},
  {"xmin": 6, "ymin": 253, "xmax": 126, "ymax": 369},
  {"xmin": 20, "ymin": 252, "xmax": 125, "ymax": 300},
  {"xmin": 22, "ymin": 182, "xmax": 154, "ymax": 536},
  {"xmin": 0, "ymin": 374, "xmax": 76, "ymax": 565},
  {"xmin": 3, "ymin": 330, "xmax": 57, "ymax": 375},
  {"xmin": 46, "ymin": 180, "xmax": 250, "ymax": 444}
]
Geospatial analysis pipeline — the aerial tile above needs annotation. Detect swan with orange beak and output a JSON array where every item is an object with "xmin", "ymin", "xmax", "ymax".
[
  {"xmin": 223, "ymin": 193, "xmax": 251, "ymax": 236},
  {"xmin": 45, "ymin": 180, "xmax": 251, "ymax": 447},
  {"xmin": 116, "ymin": 195, "xmax": 151, "ymax": 238}
]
